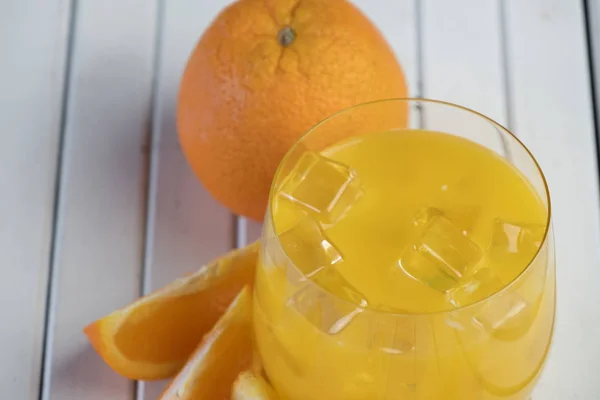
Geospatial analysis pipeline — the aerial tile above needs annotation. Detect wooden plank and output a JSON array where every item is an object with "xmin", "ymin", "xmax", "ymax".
[
  {"xmin": 503, "ymin": 1, "xmax": 600, "ymax": 398},
  {"xmin": 352, "ymin": 0, "xmax": 420, "ymax": 98},
  {"xmin": 420, "ymin": 0, "xmax": 507, "ymax": 125},
  {"xmin": 40, "ymin": 1, "xmax": 159, "ymax": 399},
  {"xmin": 0, "ymin": 0, "xmax": 72, "ymax": 398},
  {"xmin": 138, "ymin": 1, "xmax": 236, "ymax": 398},
  {"xmin": 237, "ymin": 217, "xmax": 263, "ymax": 246}
]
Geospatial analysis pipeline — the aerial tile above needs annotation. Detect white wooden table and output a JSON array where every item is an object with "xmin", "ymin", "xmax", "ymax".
[{"xmin": 2, "ymin": 1, "xmax": 600, "ymax": 399}]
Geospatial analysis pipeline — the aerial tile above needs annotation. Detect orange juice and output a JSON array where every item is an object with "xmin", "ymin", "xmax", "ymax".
[{"xmin": 254, "ymin": 130, "xmax": 554, "ymax": 400}]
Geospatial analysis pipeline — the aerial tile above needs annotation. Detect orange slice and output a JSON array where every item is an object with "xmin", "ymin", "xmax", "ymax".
[
  {"xmin": 232, "ymin": 370, "xmax": 279, "ymax": 400},
  {"xmin": 160, "ymin": 286, "xmax": 254, "ymax": 400},
  {"xmin": 84, "ymin": 242, "xmax": 259, "ymax": 380}
]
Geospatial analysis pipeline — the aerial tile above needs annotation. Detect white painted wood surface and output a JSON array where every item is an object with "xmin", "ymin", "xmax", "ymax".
[
  {"xmin": 40, "ymin": 2, "xmax": 159, "ymax": 399},
  {"xmin": 2, "ymin": 0, "xmax": 599, "ymax": 399},
  {"xmin": 504, "ymin": 1, "xmax": 600, "ymax": 397},
  {"xmin": 420, "ymin": 0, "xmax": 507, "ymax": 126},
  {"xmin": 0, "ymin": 0, "xmax": 71, "ymax": 398},
  {"xmin": 139, "ymin": 0, "xmax": 235, "ymax": 397}
]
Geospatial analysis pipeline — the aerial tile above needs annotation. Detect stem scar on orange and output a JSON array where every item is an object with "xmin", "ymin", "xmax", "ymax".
[{"xmin": 178, "ymin": 0, "xmax": 408, "ymax": 221}]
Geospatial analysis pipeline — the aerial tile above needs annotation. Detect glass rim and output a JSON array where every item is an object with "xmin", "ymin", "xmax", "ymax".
[{"xmin": 267, "ymin": 97, "xmax": 552, "ymax": 317}]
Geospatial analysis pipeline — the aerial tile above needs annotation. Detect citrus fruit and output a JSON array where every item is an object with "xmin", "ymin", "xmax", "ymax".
[
  {"xmin": 84, "ymin": 242, "xmax": 259, "ymax": 380},
  {"xmin": 178, "ymin": 0, "xmax": 408, "ymax": 220},
  {"xmin": 233, "ymin": 370, "xmax": 279, "ymax": 400},
  {"xmin": 160, "ymin": 287, "xmax": 254, "ymax": 400}
]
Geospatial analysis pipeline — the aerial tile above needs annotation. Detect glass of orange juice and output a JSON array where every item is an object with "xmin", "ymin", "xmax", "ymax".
[{"xmin": 253, "ymin": 99, "xmax": 555, "ymax": 400}]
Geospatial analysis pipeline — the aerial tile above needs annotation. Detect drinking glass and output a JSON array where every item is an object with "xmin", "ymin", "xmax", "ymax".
[{"xmin": 253, "ymin": 99, "xmax": 555, "ymax": 400}]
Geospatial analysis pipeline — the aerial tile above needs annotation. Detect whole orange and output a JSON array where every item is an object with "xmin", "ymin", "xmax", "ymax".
[{"xmin": 178, "ymin": 0, "xmax": 408, "ymax": 220}]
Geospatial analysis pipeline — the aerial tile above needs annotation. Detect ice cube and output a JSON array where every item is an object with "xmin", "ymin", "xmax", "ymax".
[
  {"xmin": 413, "ymin": 207, "xmax": 443, "ymax": 227},
  {"xmin": 444, "ymin": 205, "xmax": 481, "ymax": 235},
  {"xmin": 288, "ymin": 263, "xmax": 369, "ymax": 335},
  {"xmin": 278, "ymin": 151, "xmax": 364, "ymax": 224},
  {"xmin": 289, "ymin": 281, "xmax": 367, "ymax": 335},
  {"xmin": 423, "ymin": 176, "xmax": 483, "ymax": 235},
  {"xmin": 399, "ymin": 215, "xmax": 483, "ymax": 292},
  {"xmin": 287, "ymin": 284, "xmax": 326, "ymax": 327},
  {"xmin": 368, "ymin": 316, "xmax": 415, "ymax": 354},
  {"xmin": 313, "ymin": 266, "xmax": 369, "ymax": 334},
  {"xmin": 444, "ymin": 314, "xmax": 466, "ymax": 331},
  {"xmin": 489, "ymin": 219, "xmax": 545, "ymax": 257},
  {"xmin": 312, "ymin": 266, "xmax": 369, "ymax": 306},
  {"xmin": 327, "ymin": 307, "xmax": 365, "ymax": 335},
  {"xmin": 446, "ymin": 268, "xmax": 504, "ymax": 307},
  {"xmin": 472, "ymin": 292, "xmax": 532, "ymax": 340},
  {"xmin": 413, "ymin": 205, "xmax": 480, "ymax": 236},
  {"xmin": 278, "ymin": 218, "xmax": 343, "ymax": 277}
]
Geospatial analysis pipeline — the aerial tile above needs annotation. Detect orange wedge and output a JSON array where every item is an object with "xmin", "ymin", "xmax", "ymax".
[
  {"xmin": 161, "ymin": 286, "xmax": 254, "ymax": 400},
  {"xmin": 232, "ymin": 370, "xmax": 279, "ymax": 400},
  {"xmin": 84, "ymin": 242, "xmax": 259, "ymax": 380}
]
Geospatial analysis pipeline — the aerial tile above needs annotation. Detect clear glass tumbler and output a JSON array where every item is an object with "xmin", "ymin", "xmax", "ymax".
[{"xmin": 253, "ymin": 99, "xmax": 555, "ymax": 400}]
